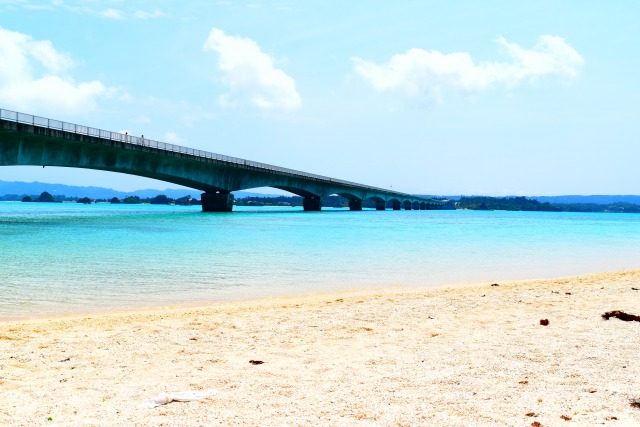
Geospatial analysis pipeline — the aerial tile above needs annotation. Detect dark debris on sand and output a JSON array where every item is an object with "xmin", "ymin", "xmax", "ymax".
[{"xmin": 602, "ymin": 311, "xmax": 640, "ymax": 322}]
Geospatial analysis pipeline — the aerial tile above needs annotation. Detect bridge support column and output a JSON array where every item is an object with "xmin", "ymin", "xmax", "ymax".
[
  {"xmin": 392, "ymin": 200, "xmax": 401, "ymax": 210},
  {"xmin": 201, "ymin": 191, "xmax": 234, "ymax": 212},
  {"xmin": 375, "ymin": 200, "xmax": 386, "ymax": 211},
  {"xmin": 349, "ymin": 199, "xmax": 362, "ymax": 211},
  {"xmin": 303, "ymin": 196, "xmax": 321, "ymax": 211}
]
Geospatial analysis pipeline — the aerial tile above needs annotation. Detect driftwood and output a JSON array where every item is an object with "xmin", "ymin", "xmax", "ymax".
[{"xmin": 601, "ymin": 311, "xmax": 640, "ymax": 322}]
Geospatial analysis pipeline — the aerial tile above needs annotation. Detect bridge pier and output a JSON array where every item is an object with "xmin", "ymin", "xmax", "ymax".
[
  {"xmin": 348, "ymin": 199, "xmax": 362, "ymax": 211},
  {"xmin": 201, "ymin": 191, "xmax": 234, "ymax": 212},
  {"xmin": 375, "ymin": 200, "xmax": 386, "ymax": 211},
  {"xmin": 303, "ymin": 196, "xmax": 321, "ymax": 211},
  {"xmin": 392, "ymin": 200, "xmax": 401, "ymax": 210}
]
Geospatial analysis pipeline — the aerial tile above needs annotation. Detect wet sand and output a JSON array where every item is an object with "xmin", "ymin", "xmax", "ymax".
[{"xmin": 2, "ymin": 270, "xmax": 640, "ymax": 426}]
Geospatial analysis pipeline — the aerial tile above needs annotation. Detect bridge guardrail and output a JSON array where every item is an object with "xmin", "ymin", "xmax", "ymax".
[{"xmin": 0, "ymin": 107, "xmax": 433, "ymax": 200}]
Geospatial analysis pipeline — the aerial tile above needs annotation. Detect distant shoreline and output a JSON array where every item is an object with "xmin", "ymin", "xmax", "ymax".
[{"xmin": 6, "ymin": 188, "xmax": 640, "ymax": 212}]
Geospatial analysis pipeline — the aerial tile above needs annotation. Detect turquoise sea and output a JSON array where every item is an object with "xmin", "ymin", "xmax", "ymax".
[{"xmin": 2, "ymin": 201, "xmax": 640, "ymax": 319}]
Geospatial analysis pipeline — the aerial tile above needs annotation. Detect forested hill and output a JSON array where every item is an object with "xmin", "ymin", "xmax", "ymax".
[
  {"xmin": 533, "ymin": 195, "xmax": 640, "ymax": 205},
  {"xmin": 457, "ymin": 196, "xmax": 640, "ymax": 213}
]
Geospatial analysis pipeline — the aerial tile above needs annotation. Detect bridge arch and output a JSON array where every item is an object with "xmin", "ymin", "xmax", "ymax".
[
  {"xmin": 331, "ymin": 192, "xmax": 363, "ymax": 211},
  {"xmin": 331, "ymin": 192, "xmax": 358, "ymax": 201},
  {"xmin": 387, "ymin": 198, "xmax": 402, "ymax": 211},
  {"xmin": 362, "ymin": 195, "xmax": 386, "ymax": 211},
  {"xmin": 273, "ymin": 186, "xmax": 320, "ymax": 199}
]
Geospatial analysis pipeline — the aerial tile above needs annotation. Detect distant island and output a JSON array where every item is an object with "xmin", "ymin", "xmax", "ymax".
[{"xmin": 21, "ymin": 192, "xmax": 59, "ymax": 203}]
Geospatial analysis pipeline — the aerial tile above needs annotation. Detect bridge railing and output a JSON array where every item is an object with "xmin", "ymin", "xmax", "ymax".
[{"xmin": 0, "ymin": 108, "xmax": 430, "ymax": 199}]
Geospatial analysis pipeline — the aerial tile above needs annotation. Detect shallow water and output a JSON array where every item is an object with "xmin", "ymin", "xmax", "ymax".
[{"xmin": 1, "ymin": 202, "xmax": 640, "ymax": 318}]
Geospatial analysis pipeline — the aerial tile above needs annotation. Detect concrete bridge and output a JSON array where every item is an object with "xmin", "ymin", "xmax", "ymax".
[{"xmin": 0, "ymin": 108, "xmax": 444, "ymax": 212}]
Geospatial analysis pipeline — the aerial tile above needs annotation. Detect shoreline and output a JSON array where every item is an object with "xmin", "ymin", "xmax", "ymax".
[
  {"xmin": 3, "ymin": 268, "xmax": 637, "ymax": 323},
  {"xmin": 2, "ymin": 270, "xmax": 640, "ymax": 425}
]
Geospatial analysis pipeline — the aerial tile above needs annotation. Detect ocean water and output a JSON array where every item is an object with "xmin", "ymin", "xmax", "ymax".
[{"xmin": 2, "ymin": 201, "xmax": 640, "ymax": 319}]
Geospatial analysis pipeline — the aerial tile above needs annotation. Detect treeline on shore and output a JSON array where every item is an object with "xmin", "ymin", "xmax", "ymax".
[{"xmin": 457, "ymin": 196, "xmax": 640, "ymax": 213}]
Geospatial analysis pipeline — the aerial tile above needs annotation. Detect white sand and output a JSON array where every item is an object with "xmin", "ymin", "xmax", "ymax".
[{"xmin": 2, "ymin": 270, "xmax": 640, "ymax": 426}]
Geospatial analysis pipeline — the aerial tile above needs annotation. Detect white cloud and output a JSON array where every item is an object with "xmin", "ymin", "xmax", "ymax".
[
  {"xmin": 100, "ymin": 8, "xmax": 123, "ymax": 20},
  {"xmin": 163, "ymin": 131, "xmax": 184, "ymax": 144},
  {"xmin": 203, "ymin": 28, "xmax": 301, "ymax": 111},
  {"xmin": 3, "ymin": 1, "xmax": 167, "ymax": 21},
  {"xmin": 0, "ymin": 27, "xmax": 117, "ymax": 114},
  {"xmin": 134, "ymin": 9, "xmax": 165, "ymax": 20},
  {"xmin": 353, "ymin": 35, "xmax": 584, "ymax": 102},
  {"xmin": 133, "ymin": 114, "xmax": 152, "ymax": 124}
]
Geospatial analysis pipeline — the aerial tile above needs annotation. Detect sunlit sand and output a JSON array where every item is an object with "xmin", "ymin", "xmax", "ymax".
[{"xmin": 2, "ymin": 270, "xmax": 640, "ymax": 426}]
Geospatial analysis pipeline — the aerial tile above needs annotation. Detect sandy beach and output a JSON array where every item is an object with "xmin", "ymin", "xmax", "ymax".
[{"xmin": 2, "ymin": 270, "xmax": 640, "ymax": 426}]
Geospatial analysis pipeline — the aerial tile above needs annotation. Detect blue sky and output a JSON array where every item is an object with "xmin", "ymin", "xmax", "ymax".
[{"xmin": 0, "ymin": 1, "xmax": 639, "ymax": 195}]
